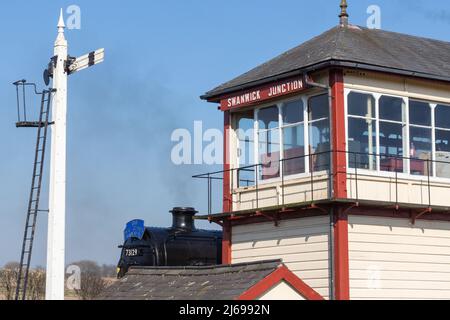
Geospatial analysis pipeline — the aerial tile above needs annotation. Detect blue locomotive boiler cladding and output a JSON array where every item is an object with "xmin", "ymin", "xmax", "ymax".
[{"xmin": 117, "ymin": 207, "xmax": 223, "ymax": 277}]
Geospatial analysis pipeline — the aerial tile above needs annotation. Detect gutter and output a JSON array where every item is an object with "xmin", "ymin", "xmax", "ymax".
[{"xmin": 303, "ymin": 73, "xmax": 335, "ymax": 300}]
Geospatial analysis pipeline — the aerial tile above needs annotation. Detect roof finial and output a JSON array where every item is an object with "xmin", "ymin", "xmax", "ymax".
[{"xmin": 339, "ymin": 0, "xmax": 349, "ymax": 27}]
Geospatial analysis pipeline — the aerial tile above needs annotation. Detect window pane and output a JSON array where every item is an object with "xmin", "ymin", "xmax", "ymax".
[
  {"xmin": 436, "ymin": 105, "xmax": 450, "ymax": 129},
  {"xmin": 436, "ymin": 130, "xmax": 450, "ymax": 178},
  {"xmin": 258, "ymin": 129, "xmax": 280, "ymax": 180},
  {"xmin": 309, "ymin": 94, "xmax": 329, "ymax": 120},
  {"xmin": 348, "ymin": 92, "xmax": 375, "ymax": 118},
  {"xmin": 379, "ymin": 96, "xmax": 404, "ymax": 122},
  {"xmin": 409, "ymin": 100, "xmax": 431, "ymax": 126},
  {"xmin": 258, "ymin": 106, "xmax": 278, "ymax": 130},
  {"xmin": 379, "ymin": 122, "xmax": 404, "ymax": 172},
  {"xmin": 237, "ymin": 112, "xmax": 254, "ymax": 166},
  {"xmin": 283, "ymin": 100, "xmax": 303, "ymax": 125},
  {"xmin": 283, "ymin": 124, "xmax": 305, "ymax": 176},
  {"xmin": 236, "ymin": 112, "xmax": 255, "ymax": 187},
  {"xmin": 409, "ymin": 127, "xmax": 432, "ymax": 176},
  {"xmin": 436, "ymin": 130, "xmax": 450, "ymax": 152},
  {"xmin": 309, "ymin": 119, "xmax": 330, "ymax": 171},
  {"xmin": 348, "ymin": 118, "xmax": 376, "ymax": 170},
  {"xmin": 308, "ymin": 95, "xmax": 330, "ymax": 172}
]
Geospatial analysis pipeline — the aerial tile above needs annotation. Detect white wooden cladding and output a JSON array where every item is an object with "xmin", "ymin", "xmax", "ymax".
[
  {"xmin": 347, "ymin": 173, "xmax": 450, "ymax": 207},
  {"xmin": 348, "ymin": 215, "xmax": 450, "ymax": 300},
  {"xmin": 258, "ymin": 281, "xmax": 306, "ymax": 300},
  {"xmin": 232, "ymin": 174, "xmax": 330, "ymax": 211},
  {"xmin": 232, "ymin": 216, "xmax": 331, "ymax": 299}
]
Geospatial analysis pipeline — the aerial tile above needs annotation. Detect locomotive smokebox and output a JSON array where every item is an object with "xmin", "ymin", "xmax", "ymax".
[
  {"xmin": 118, "ymin": 207, "xmax": 222, "ymax": 277},
  {"xmin": 170, "ymin": 207, "xmax": 198, "ymax": 232}
]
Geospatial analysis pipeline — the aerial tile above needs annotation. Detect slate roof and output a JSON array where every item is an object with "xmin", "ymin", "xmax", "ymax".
[
  {"xmin": 202, "ymin": 25, "xmax": 450, "ymax": 100},
  {"xmin": 99, "ymin": 260, "xmax": 283, "ymax": 300}
]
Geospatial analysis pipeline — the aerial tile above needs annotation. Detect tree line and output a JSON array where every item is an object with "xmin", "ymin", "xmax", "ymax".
[{"xmin": 0, "ymin": 261, "xmax": 117, "ymax": 300}]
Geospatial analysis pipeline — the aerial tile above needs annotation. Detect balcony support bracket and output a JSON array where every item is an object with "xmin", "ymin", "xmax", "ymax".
[
  {"xmin": 257, "ymin": 211, "xmax": 280, "ymax": 227},
  {"xmin": 411, "ymin": 207, "xmax": 432, "ymax": 225},
  {"xmin": 342, "ymin": 202, "xmax": 359, "ymax": 216},
  {"xmin": 303, "ymin": 203, "xmax": 329, "ymax": 215}
]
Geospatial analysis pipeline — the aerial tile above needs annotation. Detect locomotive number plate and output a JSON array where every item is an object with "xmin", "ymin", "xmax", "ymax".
[{"xmin": 125, "ymin": 248, "xmax": 139, "ymax": 257}]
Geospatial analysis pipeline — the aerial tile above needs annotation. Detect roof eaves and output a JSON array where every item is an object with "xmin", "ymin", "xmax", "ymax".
[
  {"xmin": 336, "ymin": 60, "xmax": 450, "ymax": 83},
  {"xmin": 201, "ymin": 59, "xmax": 450, "ymax": 102},
  {"xmin": 128, "ymin": 259, "xmax": 283, "ymax": 275},
  {"xmin": 200, "ymin": 58, "xmax": 337, "ymax": 101}
]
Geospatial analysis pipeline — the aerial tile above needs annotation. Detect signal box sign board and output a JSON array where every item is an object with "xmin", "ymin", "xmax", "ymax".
[{"xmin": 220, "ymin": 77, "xmax": 306, "ymax": 111}]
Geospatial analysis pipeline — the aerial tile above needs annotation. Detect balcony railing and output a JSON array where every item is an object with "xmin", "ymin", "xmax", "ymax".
[{"xmin": 193, "ymin": 150, "xmax": 450, "ymax": 216}]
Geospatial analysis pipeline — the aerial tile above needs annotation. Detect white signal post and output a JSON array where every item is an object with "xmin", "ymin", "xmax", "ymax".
[{"xmin": 46, "ymin": 10, "xmax": 104, "ymax": 300}]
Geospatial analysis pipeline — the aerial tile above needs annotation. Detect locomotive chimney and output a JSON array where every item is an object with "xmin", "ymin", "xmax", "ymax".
[{"xmin": 170, "ymin": 207, "xmax": 198, "ymax": 232}]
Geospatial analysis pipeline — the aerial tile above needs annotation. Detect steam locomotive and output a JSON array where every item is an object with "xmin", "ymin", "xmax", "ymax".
[{"xmin": 117, "ymin": 207, "xmax": 222, "ymax": 277}]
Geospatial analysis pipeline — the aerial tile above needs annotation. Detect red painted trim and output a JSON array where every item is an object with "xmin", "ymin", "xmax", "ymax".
[
  {"xmin": 347, "ymin": 206, "xmax": 450, "ymax": 222},
  {"xmin": 223, "ymin": 111, "xmax": 232, "ymax": 213},
  {"xmin": 334, "ymin": 207, "xmax": 350, "ymax": 300},
  {"xmin": 219, "ymin": 76, "xmax": 307, "ymax": 111},
  {"xmin": 222, "ymin": 111, "xmax": 232, "ymax": 265},
  {"xmin": 238, "ymin": 265, "xmax": 324, "ymax": 300},
  {"xmin": 330, "ymin": 69, "xmax": 347, "ymax": 199},
  {"xmin": 222, "ymin": 218, "xmax": 232, "ymax": 264},
  {"xmin": 229, "ymin": 209, "xmax": 329, "ymax": 227}
]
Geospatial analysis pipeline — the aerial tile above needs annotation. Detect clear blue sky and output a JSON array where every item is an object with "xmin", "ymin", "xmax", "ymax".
[{"xmin": 1, "ymin": 0, "xmax": 449, "ymax": 267}]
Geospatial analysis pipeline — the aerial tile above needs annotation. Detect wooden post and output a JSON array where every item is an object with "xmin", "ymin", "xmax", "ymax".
[
  {"xmin": 222, "ymin": 111, "xmax": 232, "ymax": 264},
  {"xmin": 334, "ymin": 207, "xmax": 350, "ymax": 300},
  {"xmin": 330, "ymin": 69, "xmax": 347, "ymax": 199},
  {"xmin": 330, "ymin": 69, "xmax": 350, "ymax": 299}
]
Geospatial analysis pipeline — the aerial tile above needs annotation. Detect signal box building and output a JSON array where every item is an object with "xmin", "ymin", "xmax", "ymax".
[{"xmin": 197, "ymin": 3, "xmax": 450, "ymax": 300}]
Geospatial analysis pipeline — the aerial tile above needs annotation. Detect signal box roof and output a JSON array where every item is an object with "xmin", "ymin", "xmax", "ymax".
[
  {"xmin": 202, "ymin": 25, "xmax": 450, "ymax": 101},
  {"xmin": 100, "ymin": 260, "xmax": 323, "ymax": 300}
]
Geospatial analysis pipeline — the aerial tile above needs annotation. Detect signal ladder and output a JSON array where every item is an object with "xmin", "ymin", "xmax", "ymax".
[{"xmin": 13, "ymin": 80, "xmax": 55, "ymax": 300}]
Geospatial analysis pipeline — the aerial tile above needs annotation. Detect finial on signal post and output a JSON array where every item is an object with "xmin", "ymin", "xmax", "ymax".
[
  {"xmin": 57, "ymin": 8, "xmax": 65, "ymax": 31},
  {"xmin": 55, "ymin": 9, "xmax": 67, "ymax": 46}
]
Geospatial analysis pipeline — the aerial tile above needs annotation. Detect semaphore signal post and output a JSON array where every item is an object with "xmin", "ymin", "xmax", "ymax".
[{"xmin": 45, "ymin": 9, "xmax": 104, "ymax": 300}]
